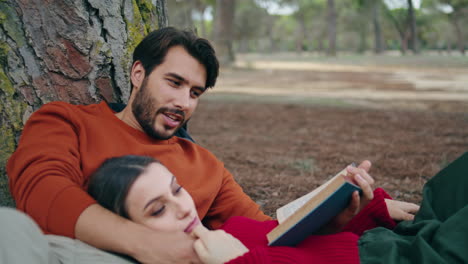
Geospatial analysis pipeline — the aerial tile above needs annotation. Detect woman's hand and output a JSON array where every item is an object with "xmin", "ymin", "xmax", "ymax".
[
  {"xmin": 385, "ymin": 199, "xmax": 420, "ymax": 221},
  {"xmin": 191, "ymin": 225, "xmax": 249, "ymax": 264}
]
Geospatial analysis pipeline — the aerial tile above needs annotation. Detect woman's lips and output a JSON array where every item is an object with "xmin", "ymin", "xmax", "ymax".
[{"xmin": 184, "ymin": 217, "xmax": 200, "ymax": 233}]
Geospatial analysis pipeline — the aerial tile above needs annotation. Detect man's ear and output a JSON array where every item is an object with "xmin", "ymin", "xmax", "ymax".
[{"xmin": 130, "ymin": 61, "xmax": 145, "ymax": 92}]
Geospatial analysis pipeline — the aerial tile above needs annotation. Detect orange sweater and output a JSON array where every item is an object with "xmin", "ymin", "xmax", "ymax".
[{"xmin": 7, "ymin": 101, "xmax": 270, "ymax": 238}]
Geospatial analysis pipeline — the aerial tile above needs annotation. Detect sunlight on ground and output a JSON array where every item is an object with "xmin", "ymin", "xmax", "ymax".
[{"xmin": 211, "ymin": 53, "xmax": 468, "ymax": 109}]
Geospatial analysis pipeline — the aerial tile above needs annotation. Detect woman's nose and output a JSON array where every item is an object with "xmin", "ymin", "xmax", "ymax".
[{"xmin": 175, "ymin": 199, "xmax": 191, "ymax": 219}]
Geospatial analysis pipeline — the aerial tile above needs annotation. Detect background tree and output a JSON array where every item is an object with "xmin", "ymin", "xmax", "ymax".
[
  {"xmin": 424, "ymin": 0, "xmax": 468, "ymax": 54},
  {"xmin": 167, "ymin": 0, "xmax": 195, "ymax": 30},
  {"xmin": 213, "ymin": 0, "xmax": 237, "ymax": 65},
  {"xmin": 384, "ymin": 5, "xmax": 411, "ymax": 53},
  {"xmin": 326, "ymin": 0, "xmax": 337, "ymax": 56},
  {"xmin": 233, "ymin": 0, "xmax": 271, "ymax": 53},
  {"xmin": 0, "ymin": 0, "xmax": 168, "ymax": 207},
  {"xmin": 407, "ymin": 0, "xmax": 419, "ymax": 53}
]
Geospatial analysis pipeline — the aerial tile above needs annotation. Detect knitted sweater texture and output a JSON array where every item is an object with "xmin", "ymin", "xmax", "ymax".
[
  {"xmin": 7, "ymin": 101, "xmax": 270, "ymax": 237},
  {"xmin": 222, "ymin": 188, "xmax": 396, "ymax": 264}
]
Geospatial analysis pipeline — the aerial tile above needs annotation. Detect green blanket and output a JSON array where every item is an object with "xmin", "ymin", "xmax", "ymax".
[{"xmin": 359, "ymin": 152, "xmax": 468, "ymax": 264}]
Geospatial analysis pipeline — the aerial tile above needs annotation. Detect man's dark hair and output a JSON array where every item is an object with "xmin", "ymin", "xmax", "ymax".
[
  {"xmin": 87, "ymin": 155, "xmax": 159, "ymax": 219},
  {"xmin": 132, "ymin": 27, "xmax": 219, "ymax": 92}
]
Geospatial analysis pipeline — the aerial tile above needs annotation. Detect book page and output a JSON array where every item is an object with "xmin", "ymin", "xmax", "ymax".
[{"xmin": 276, "ymin": 168, "xmax": 348, "ymax": 224}]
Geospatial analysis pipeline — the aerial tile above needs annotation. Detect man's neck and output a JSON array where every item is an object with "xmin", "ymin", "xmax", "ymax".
[{"xmin": 115, "ymin": 105, "xmax": 142, "ymax": 132}]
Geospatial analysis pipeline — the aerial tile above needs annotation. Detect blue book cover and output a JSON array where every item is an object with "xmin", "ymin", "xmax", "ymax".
[{"xmin": 267, "ymin": 171, "xmax": 361, "ymax": 247}]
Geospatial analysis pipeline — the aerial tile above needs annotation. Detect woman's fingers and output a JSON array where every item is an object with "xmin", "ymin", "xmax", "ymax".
[
  {"xmin": 385, "ymin": 199, "xmax": 420, "ymax": 221},
  {"xmin": 193, "ymin": 239, "xmax": 209, "ymax": 262},
  {"xmin": 191, "ymin": 225, "xmax": 210, "ymax": 239}
]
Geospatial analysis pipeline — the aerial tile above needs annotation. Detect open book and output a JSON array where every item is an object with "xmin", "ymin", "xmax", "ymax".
[{"xmin": 267, "ymin": 166, "xmax": 361, "ymax": 247}]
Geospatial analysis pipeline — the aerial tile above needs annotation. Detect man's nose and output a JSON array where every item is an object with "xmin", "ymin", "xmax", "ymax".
[{"xmin": 173, "ymin": 87, "xmax": 191, "ymax": 110}]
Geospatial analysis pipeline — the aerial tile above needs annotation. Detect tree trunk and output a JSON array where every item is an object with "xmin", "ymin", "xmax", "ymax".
[
  {"xmin": 0, "ymin": 0, "xmax": 168, "ymax": 207},
  {"xmin": 326, "ymin": 0, "xmax": 337, "ymax": 56},
  {"xmin": 407, "ymin": 0, "xmax": 418, "ymax": 54},
  {"xmin": 372, "ymin": 0, "xmax": 384, "ymax": 54},
  {"xmin": 450, "ymin": 14, "xmax": 465, "ymax": 55},
  {"xmin": 196, "ymin": 5, "xmax": 208, "ymax": 38},
  {"xmin": 383, "ymin": 4, "xmax": 406, "ymax": 55},
  {"xmin": 295, "ymin": 12, "xmax": 306, "ymax": 54},
  {"xmin": 358, "ymin": 26, "xmax": 367, "ymax": 54},
  {"xmin": 213, "ymin": 0, "xmax": 236, "ymax": 66}
]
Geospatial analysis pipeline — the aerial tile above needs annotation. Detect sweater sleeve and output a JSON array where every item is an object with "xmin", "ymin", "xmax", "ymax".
[
  {"xmin": 7, "ymin": 103, "xmax": 96, "ymax": 237},
  {"xmin": 202, "ymin": 169, "xmax": 271, "ymax": 229},
  {"xmin": 342, "ymin": 188, "xmax": 396, "ymax": 236},
  {"xmin": 222, "ymin": 217, "xmax": 360, "ymax": 264}
]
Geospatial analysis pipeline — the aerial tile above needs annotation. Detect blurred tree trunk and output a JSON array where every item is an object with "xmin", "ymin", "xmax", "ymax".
[
  {"xmin": 449, "ymin": 13, "xmax": 465, "ymax": 55},
  {"xmin": 0, "ymin": 0, "xmax": 168, "ymax": 207},
  {"xmin": 384, "ymin": 4, "xmax": 407, "ymax": 54},
  {"xmin": 407, "ymin": 0, "xmax": 418, "ymax": 53},
  {"xmin": 326, "ymin": 0, "xmax": 337, "ymax": 56},
  {"xmin": 213, "ymin": 0, "xmax": 236, "ymax": 66},
  {"xmin": 266, "ymin": 15, "xmax": 276, "ymax": 53},
  {"xmin": 194, "ymin": 0, "xmax": 208, "ymax": 37},
  {"xmin": 295, "ymin": 11, "xmax": 306, "ymax": 54},
  {"xmin": 357, "ymin": 26, "xmax": 367, "ymax": 54},
  {"xmin": 372, "ymin": 0, "xmax": 384, "ymax": 54}
]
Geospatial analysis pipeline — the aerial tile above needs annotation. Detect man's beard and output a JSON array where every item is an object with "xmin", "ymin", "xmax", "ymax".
[{"xmin": 132, "ymin": 79, "xmax": 186, "ymax": 140}]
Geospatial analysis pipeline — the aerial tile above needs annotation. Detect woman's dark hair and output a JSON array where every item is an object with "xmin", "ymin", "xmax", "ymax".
[
  {"xmin": 132, "ymin": 26, "xmax": 219, "ymax": 91},
  {"xmin": 87, "ymin": 155, "xmax": 159, "ymax": 219}
]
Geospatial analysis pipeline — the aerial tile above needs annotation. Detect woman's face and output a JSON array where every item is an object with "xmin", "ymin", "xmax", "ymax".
[{"xmin": 125, "ymin": 162, "xmax": 200, "ymax": 233}]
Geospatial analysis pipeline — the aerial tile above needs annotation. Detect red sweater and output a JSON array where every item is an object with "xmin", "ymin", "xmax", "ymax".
[
  {"xmin": 221, "ymin": 188, "xmax": 396, "ymax": 264},
  {"xmin": 7, "ymin": 101, "xmax": 270, "ymax": 237}
]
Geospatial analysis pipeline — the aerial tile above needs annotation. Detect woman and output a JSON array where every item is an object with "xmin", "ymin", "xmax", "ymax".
[{"xmin": 87, "ymin": 155, "xmax": 423, "ymax": 264}]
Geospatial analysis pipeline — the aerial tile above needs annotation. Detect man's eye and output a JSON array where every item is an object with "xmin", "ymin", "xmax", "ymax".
[
  {"xmin": 168, "ymin": 79, "xmax": 180, "ymax": 86},
  {"xmin": 190, "ymin": 90, "xmax": 201, "ymax": 98},
  {"xmin": 151, "ymin": 206, "xmax": 165, "ymax": 216}
]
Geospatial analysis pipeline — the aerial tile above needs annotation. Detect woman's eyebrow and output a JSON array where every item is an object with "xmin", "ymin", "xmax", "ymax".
[{"xmin": 143, "ymin": 176, "xmax": 176, "ymax": 210}]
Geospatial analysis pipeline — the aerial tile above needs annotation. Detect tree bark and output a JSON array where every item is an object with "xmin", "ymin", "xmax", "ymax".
[
  {"xmin": 383, "ymin": 4, "xmax": 407, "ymax": 54},
  {"xmin": 326, "ymin": 0, "xmax": 337, "ymax": 56},
  {"xmin": 407, "ymin": 0, "xmax": 418, "ymax": 54},
  {"xmin": 372, "ymin": 0, "xmax": 384, "ymax": 54},
  {"xmin": 295, "ymin": 12, "xmax": 306, "ymax": 54},
  {"xmin": 449, "ymin": 13, "xmax": 465, "ymax": 55},
  {"xmin": 213, "ymin": 0, "xmax": 236, "ymax": 66},
  {"xmin": 0, "ymin": 0, "xmax": 167, "ymax": 207}
]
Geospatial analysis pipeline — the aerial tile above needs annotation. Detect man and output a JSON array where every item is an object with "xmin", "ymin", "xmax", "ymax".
[
  {"xmin": 6, "ymin": 27, "xmax": 269, "ymax": 263},
  {"xmin": 6, "ymin": 27, "xmax": 379, "ymax": 263}
]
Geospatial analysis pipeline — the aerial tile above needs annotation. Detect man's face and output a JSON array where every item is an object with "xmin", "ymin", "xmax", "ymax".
[{"xmin": 131, "ymin": 46, "xmax": 207, "ymax": 140}]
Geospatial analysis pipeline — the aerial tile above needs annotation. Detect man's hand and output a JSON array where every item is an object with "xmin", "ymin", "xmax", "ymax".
[
  {"xmin": 345, "ymin": 160, "xmax": 375, "ymax": 212},
  {"xmin": 75, "ymin": 204, "xmax": 201, "ymax": 264},
  {"xmin": 134, "ymin": 229, "xmax": 201, "ymax": 264},
  {"xmin": 192, "ymin": 225, "xmax": 248, "ymax": 264},
  {"xmin": 319, "ymin": 160, "xmax": 375, "ymax": 234},
  {"xmin": 385, "ymin": 199, "xmax": 420, "ymax": 221}
]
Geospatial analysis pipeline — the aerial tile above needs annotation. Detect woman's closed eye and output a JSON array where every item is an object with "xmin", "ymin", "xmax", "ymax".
[
  {"xmin": 151, "ymin": 205, "xmax": 165, "ymax": 216},
  {"xmin": 174, "ymin": 185, "xmax": 183, "ymax": 195}
]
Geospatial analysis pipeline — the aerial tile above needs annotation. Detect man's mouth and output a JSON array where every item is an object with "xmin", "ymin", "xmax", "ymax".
[{"xmin": 161, "ymin": 111, "xmax": 184, "ymax": 128}]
